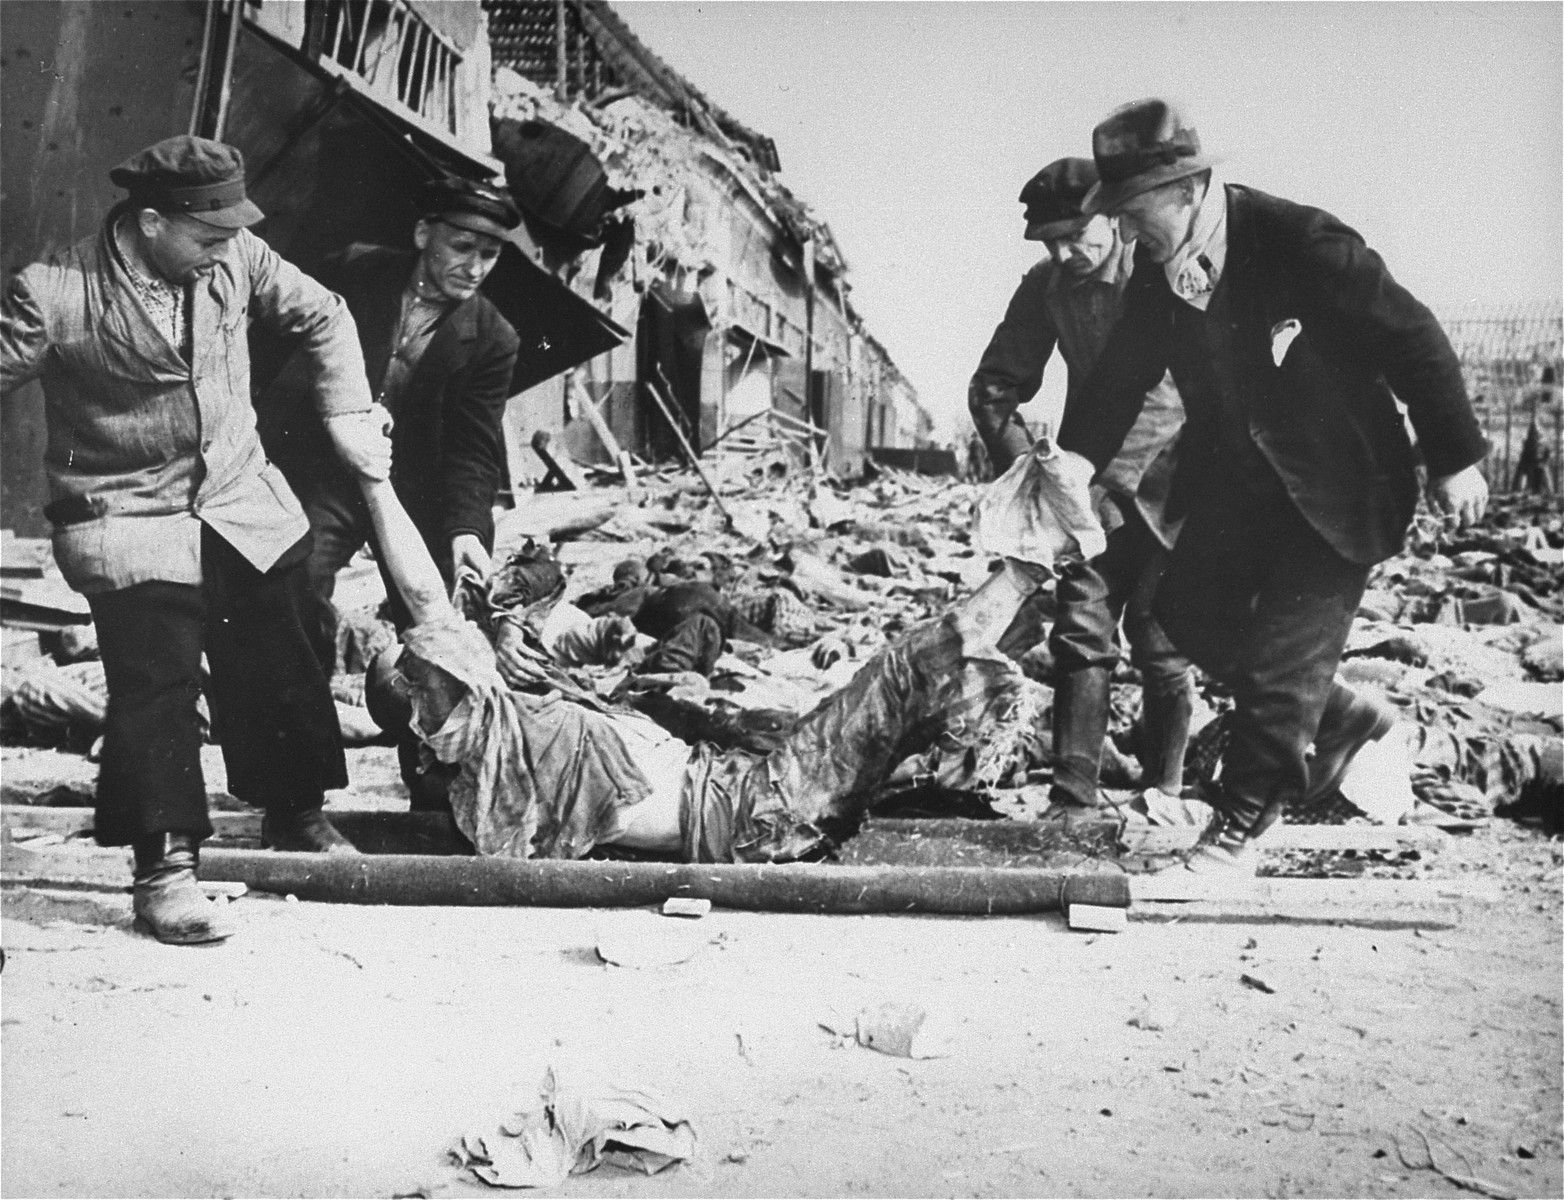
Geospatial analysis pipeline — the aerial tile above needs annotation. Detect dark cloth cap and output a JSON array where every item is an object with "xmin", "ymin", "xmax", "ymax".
[
  {"xmin": 417, "ymin": 177, "xmax": 523, "ymax": 240},
  {"xmin": 1084, "ymin": 98, "xmax": 1220, "ymax": 215},
  {"xmin": 109, "ymin": 135, "xmax": 263, "ymax": 228},
  {"xmin": 1019, "ymin": 158, "xmax": 1100, "ymax": 241}
]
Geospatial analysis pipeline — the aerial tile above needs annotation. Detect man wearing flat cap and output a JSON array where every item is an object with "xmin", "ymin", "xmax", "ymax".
[
  {"xmin": 0, "ymin": 135, "xmax": 394, "ymax": 943},
  {"xmin": 970, "ymin": 157, "xmax": 1195, "ymax": 814},
  {"xmin": 262, "ymin": 176, "xmax": 522, "ymax": 803},
  {"xmin": 1058, "ymin": 99, "xmax": 1490, "ymax": 872}
]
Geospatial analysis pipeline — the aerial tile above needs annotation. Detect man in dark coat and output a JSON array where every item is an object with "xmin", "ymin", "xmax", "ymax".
[
  {"xmin": 266, "ymin": 178, "xmax": 523, "ymax": 653},
  {"xmin": 970, "ymin": 157, "xmax": 1193, "ymax": 812},
  {"xmin": 1058, "ymin": 99, "xmax": 1489, "ymax": 872}
]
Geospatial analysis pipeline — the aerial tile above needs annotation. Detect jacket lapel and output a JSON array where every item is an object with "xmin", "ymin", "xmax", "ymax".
[
  {"xmin": 93, "ymin": 221, "xmax": 190, "ymax": 380},
  {"xmin": 405, "ymin": 293, "xmax": 478, "ymax": 401},
  {"xmin": 356, "ymin": 255, "xmax": 415, "ymax": 396}
]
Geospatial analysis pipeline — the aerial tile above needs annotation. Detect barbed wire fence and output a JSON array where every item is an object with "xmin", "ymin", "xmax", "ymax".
[{"xmin": 1436, "ymin": 300, "xmax": 1563, "ymax": 495}]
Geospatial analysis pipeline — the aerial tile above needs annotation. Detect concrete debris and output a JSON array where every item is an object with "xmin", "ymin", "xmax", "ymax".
[{"xmin": 821, "ymin": 1002, "xmax": 958, "ymax": 1059}]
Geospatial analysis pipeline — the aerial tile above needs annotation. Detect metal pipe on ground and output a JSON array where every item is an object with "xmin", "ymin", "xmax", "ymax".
[{"xmin": 197, "ymin": 850, "xmax": 1131, "ymax": 915}]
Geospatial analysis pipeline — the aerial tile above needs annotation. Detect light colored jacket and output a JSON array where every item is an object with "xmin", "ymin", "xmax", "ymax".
[{"xmin": 0, "ymin": 214, "xmax": 373, "ymax": 592}]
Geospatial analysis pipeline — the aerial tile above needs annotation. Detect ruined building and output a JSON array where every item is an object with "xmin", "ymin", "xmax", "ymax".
[{"xmin": 0, "ymin": 0, "xmax": 930, "ymax": 539}]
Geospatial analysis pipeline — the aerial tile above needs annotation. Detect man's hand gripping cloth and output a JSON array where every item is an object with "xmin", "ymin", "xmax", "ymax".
[
  {"xmin": 974, "ymin": 433, "xmax": 1106, "ymax": 570},
  {"xmin": 400, "ymin": 617, "xmax": 662, "ymax": 859}
]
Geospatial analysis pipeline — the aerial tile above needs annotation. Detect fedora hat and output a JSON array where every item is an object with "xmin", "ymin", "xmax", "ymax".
[
  {"xmin": 1083, "ymin": 99, "xmax": 1220, "ymax": 215},
  {"xmin": 1019, "ymin": 158, "xmax": 1100, "ymax": 241}
]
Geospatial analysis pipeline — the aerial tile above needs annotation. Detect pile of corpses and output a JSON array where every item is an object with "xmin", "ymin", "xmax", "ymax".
[{"xmin": 4, "ymin": 460, "xmax": 1561, "ymax": 844}]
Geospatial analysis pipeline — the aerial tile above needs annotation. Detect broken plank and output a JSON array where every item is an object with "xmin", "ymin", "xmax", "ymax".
[
  {"xmin": 578, "ymin": 393, "xmax": 641, "ymax": 503},
  {"xmin": 1128, "ymin": 874, "xmax": 1503, "ymax": 905},
  {"xmin": 530, "ymin": 429, "xmax": 587, "ymax": 492},
  {"xmin": 866, "ymin": 817, "xmax": 1447, "ymax": 854},
  {"xmin": 2, "ymin": 806, "xmax": 469, "ymax": 856},
  {"xmin": 1123, "ymin": 823, "xmax": 1449, "ymax": 855}
]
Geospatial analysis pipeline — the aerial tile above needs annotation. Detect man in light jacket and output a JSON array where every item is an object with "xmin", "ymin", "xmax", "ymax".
[{"xmin": 0, "ymin": 136, "xmax": 391, "ymax": 942}]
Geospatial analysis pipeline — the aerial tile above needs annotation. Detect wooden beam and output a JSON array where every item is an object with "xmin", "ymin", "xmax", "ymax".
[{"xmin": 530, "ymin": 429, "xmax": 587, "ymax": 492}]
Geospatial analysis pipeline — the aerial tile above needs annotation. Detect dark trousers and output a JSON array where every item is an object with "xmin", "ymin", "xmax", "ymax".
[
  {"xmin": 295, "ymin": 468, "xmax": 454, "ymax": 804},
  {"xmin": 295, "ymin": 469, "xmax": 394, "ymax": 669},
  {"xmin": 87, "ymin": 527, "xmax": 348, "ymax": 846},
  {"xmin": 1153, "ymin": 481, "xmax": 1370, "ymax": 830},
  {"xmin": 1049, "ymin": 502, "xmax": 1191, "ymax": 697}
]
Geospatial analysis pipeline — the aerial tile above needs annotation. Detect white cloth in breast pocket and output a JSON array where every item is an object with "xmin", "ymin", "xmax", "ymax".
[{"xmin": 1270, "ymin": 318, "xmax": 1303, "ymax": 367}]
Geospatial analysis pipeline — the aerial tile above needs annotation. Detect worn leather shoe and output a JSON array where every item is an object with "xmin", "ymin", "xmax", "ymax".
[
  {"xmin": 1156, "ymin": 812, "xmax": 1261, "ymax": 877},
  {"xmin": 132, "ymin": 834, "xmax": 234, "ymax": 945},
  {"xmin": 260, "ymin": 809, "xmax": 361, "ymax": 854}
]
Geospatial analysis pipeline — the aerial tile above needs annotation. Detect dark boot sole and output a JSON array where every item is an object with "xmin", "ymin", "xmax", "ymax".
[{"xmin": 132, "ymin": 916, "xmax": 232, "ymax": 945}]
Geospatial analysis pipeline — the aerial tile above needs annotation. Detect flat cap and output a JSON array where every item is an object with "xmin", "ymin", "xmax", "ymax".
[
  {"xmin": 417, "ymin": 177, "xmax": 522, "ymax": 241},
  {"xmin": 1019, "ymin": 158, "xmax": 1100, "ymax": 241},
  {"xmin": 109, "ymin": 135, "xmax": 263, "ymax": 228}
]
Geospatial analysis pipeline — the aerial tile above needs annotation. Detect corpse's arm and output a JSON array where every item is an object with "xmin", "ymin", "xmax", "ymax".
[
  {"xmin": 968, "ymin": 266, "xmax": 1057, "ymax": 474},
  {"xmin": 442, "ymin": 322, "xmax": 520, "ymax": 582},
  {"xmin": 1285, "ymin": 207, "xmax": 1489, "ymax": 522},
  {"xmin": 362, "ymin": 478, "xmax": 458, "ymax": 628}
]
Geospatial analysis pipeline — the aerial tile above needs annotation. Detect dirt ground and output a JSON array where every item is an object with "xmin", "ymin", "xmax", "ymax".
[{"xmin": 3, "ymin": 745, "xmax": 1562, "ymax": 1200}]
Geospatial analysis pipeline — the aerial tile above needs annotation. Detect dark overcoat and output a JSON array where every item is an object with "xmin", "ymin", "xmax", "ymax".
[{"xmin": 1059, "ymin": 185, "xmax": 1487, "ymax": 565}]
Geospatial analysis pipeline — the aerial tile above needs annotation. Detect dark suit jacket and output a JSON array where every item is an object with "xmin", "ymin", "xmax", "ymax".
[
  {"xmin": 1058, "ymin": 185, "xmax": 1487, "ymax": 566},
  {"xmin": 268, "ymin": 244, "xmax": 520, "ymax": 570},
  {"xmin": 322, "ymin": 245, "xmax": 520, "ymax": 559}
]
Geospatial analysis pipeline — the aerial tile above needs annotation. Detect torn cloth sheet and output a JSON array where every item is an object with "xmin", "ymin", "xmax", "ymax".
[
  {"xmin": 458, "ymin": 1066, "xmax": 697, "ymax": 1188},
  {"xmin": 974, "ymin": 438, "xmax": 1106, "ymax": 569},
  {"xmin": 400, "ymin": 613, "xmax": 1034, "ymax": 863}
]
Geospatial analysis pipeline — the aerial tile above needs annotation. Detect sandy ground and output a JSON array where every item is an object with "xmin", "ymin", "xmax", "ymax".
[{"xmin": 2, "ymin": 747, "xmax": 1562, "ymax": 1199}]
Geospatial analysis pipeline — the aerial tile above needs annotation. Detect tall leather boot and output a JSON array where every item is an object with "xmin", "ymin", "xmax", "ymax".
[
  {"xmin": 1140, "ymin": 676, "xmax": 1195, "ymax": 797},
  {"xmin": 132, "ymin": 834, "xmax": 234, "ymax": 944},
  {"xmin": 1050, "ymin": 666, "xmax": 1112, "ymax": 808}
]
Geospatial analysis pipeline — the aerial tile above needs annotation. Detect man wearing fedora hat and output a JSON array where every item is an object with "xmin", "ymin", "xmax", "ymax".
[
  {"xmin": 0, "ymin": 135, "xmax": 394, "ymax": 942},
  {"xmin": 261, "ymin": 177, "xmax": 523, "ymax": 807},
  {"xmin": 1058, "ymin": 99, "xmax": 1489, "ymax": 872},
  {"xmin": 970, "ymin": 157, "xmax": 1195, "ymax": 813}
]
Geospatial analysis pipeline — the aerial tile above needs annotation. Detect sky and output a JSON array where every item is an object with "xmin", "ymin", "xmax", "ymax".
[{"xmin": 613, "ymin": 1, "xmax": 1563, "ymax": 441}]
